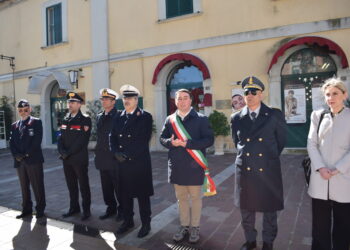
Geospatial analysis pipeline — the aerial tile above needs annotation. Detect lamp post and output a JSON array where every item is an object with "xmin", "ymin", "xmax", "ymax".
[
  {"xmin": 0, "ymin": 55, "xmax": 16, "ymax": 110},
  {"xmin": 68, "ymin": 69, "xmax": 79, "ymax": 89}
]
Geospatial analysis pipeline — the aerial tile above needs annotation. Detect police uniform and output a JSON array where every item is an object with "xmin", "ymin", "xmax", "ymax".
[
  {"xmin": 110, "ymin": 85, "xmax": 154, "ymax": 238},
  {"xmin": 9, "ymin": 100, "xmax": 46, "ymax": 218},
  {"xmin": 231, "ymin": 77, "xmax": 287, "ymax": 249},
  {"xmin": 57, "ymin": 92, "xmax": 92, "ymax": 220},
  {"xmin": 95, "ymin": 88, "xmax": 123, "ymax": 220}
]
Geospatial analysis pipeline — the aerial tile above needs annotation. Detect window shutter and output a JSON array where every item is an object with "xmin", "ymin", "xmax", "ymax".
[
  {"xmin": 179, "ymin": 0, "xmax": 193, "ymax": 15},
  {"xmin": 54, "ymin": 3, "xmax": 62, "ymax": 43},
  {"xmin": 166, "ymin": 0, "xmax": 193, "ymax": 18}
]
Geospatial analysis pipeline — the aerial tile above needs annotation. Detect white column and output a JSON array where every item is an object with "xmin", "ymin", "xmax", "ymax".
[{"xmin": 90, "ymin": 0, "xmax": 109, "ymax": 99}]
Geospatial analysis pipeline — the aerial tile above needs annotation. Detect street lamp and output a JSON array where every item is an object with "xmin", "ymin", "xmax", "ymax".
[{"xmin": 68, "ymin": 69, "xmax": 79, "ymax": 89}]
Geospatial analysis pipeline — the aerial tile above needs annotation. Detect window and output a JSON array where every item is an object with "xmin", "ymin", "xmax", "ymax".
[
  {"xmin": 42, "ymin": 0, "xmax": 67, "ymax": 47},
  {"xmin": 46, "ymin": 3, "xmax": 62, "ymax": 46},
  {"xmin": 166, "ymin": 0, "xmax": 193, "ymax": 18}
]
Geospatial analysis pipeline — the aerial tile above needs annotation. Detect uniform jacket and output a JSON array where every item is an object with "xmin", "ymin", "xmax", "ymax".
[
  {"xmin": 109, "ymin": 107, "xmax": 154, "ymax": 197},
  {"xmin": 94, "ymin": 107, "xmax": 119, "ymax": 170},
  {"xmin": 9, "ymin": 116, "xmax": 44, "ymax": 168},
  {"xmin": 57, "ymin": 110, "xmax": 91, "ymax": 166},
  {"xmin": 160, "ymin": 109, "xmax": 214, "ymax": 185},
  {"xmin": 231, "ymin": 103, "xmax": 287, "ymax": 212},
  {"xmin": 307, "ymin": 108, "xmax": 350, "ymax": 203}
]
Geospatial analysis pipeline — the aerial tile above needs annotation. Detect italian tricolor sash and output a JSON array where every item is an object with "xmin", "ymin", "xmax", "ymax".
[{"xmin": 170, "ymin": 113, "xmax": 217, "ymax": 196}]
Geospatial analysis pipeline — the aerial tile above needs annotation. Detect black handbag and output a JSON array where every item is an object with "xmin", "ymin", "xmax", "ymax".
[{"xmin": 302, "ymin": 110, "xmax": 327, "ymax": 186}]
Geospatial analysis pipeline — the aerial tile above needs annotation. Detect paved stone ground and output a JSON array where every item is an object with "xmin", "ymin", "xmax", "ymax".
[{"xmin": 0, "ymin": 149, "xmax": 312, "ymax": 250}]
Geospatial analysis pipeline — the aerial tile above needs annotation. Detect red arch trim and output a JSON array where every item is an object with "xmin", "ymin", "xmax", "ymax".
[
  {"xmin": 152, "ymin": 53, "xmax": 210, "ymax": 84},
  {"xmin": 268, "ymin": 36, "xmax": 349, "ymax": 73}
]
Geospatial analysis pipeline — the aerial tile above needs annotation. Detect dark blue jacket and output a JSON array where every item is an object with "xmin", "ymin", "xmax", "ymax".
[
  {"xmin": 160, "ymin": 109, "xmax": 214, "ymax": 185},
  {"xmin": 9, "ymin": 116, "xmax": 44, "ymax": 168},
  {"xmin": 109, "ymin": 107, "xmax": 154, "ymax": 197},
  {"xmin": 94, "ymin": 107, "xmax": 119, "ymax": 170},
  {"xmin": 231, "ymin": 103, "xmax": 287, "ymax": 212}
]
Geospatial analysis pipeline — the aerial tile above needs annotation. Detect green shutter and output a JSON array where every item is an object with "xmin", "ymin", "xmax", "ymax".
[
  {"xmin": 54, "ymin": 3, "xmax": 62, "ymax": 43},
  {"xmin": 179, "ymin": 0, "xmax": 193, "ymax": 15}
]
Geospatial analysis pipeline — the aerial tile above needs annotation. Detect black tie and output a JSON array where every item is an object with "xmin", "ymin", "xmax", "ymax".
[
  {"xmin": 19, "ymin": 120, "xmax": 25, "ymax": 137},
  {"xmin": 251, "ymin": 112, "xmax": 257, "ymax": 122}
]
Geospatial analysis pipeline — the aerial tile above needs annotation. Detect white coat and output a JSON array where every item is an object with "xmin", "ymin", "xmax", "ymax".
[{"xmin": 307, "ymin": 108, "xmax": 350, "ymax": 202}]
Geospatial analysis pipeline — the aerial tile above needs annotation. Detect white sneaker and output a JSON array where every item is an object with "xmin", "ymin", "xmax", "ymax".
[
  {"xmin": 189, "ymin": 226, "xmax": 200, "ymax": 244},
  {"xmin": 173, "ymin": 226, "xmax": 189, "ymax": 242}
]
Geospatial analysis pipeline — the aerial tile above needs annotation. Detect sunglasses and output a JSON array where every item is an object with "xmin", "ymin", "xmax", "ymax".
[
  {"xmin": 244, "ymin": 89, "xmax": 258, "ymax": 96},
  {"xmin": 18, "ymin": 108, "xmax": 29, "ymax": 113}
]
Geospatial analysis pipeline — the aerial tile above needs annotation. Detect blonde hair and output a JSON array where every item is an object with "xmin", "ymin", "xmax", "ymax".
[{"xmin": 321, "ymin": 78, "xmax": 347, "ymax": 94}]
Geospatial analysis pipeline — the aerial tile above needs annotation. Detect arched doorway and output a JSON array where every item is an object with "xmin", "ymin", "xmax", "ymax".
[
  {"xmin": 281, "ymin": 48, "xmax": 337, "ymax": 147},
  {"xmin": 50, "ymin": 82, "xmax": 67, "ymax": 143},
  {"xmin": 152, "ymin": 53, "xmax": 212, "ymax": 150},
  {"xmin": 166, "ymin": 64, "xmax": 204, "ymax": 115}
]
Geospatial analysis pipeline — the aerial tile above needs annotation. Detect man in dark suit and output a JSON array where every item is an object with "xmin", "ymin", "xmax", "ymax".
[
  {"xmin": 231, "ymin": 76, "xmax": 287, "ymax": 250},
  {"xmin": 9, "ymin": 99, "xmax": 46, "ymax": 219},
  {"xmin": 57, "ymin": 92, "xmax": 92, "ymax": 221},
  {"xmin": 110, "ymin": 84, "xmax": 154, "ymax": 238},
  {"xmin": 95, "ymin": 88, "xmax": 123, "ymax": 221}
]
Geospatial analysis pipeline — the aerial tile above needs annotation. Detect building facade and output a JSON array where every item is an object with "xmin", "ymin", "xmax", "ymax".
[{"xmin": 1, "ymin": 0, "xmax": 350, "ymax": 149}]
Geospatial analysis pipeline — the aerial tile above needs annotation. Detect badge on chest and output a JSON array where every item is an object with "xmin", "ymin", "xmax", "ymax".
[{"xmin": 28, "ymin": 128, "xmax": 34, "ymax": 136}]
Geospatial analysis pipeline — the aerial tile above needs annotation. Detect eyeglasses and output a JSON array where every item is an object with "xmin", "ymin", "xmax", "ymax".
[
  {"xmin": 244, "ymin": 89, "xmax": 258, "ymax": 96},
  {"xmin": 18, "ymin": 108, "xmax": 29, "ymax": 113}
]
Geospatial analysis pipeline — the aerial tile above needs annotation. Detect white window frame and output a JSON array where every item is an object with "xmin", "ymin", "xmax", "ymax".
[
  {"xmin": 157, "ymin": 0, "xmax": 202, "ymax": 22},
  {"xmin": 41, "ymin": 0, "xmax": 67, "ymax": 47}
]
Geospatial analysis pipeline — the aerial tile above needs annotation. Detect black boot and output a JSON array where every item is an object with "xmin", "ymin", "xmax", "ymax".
[
  {"xmin": 16, "ymin": 211, "xmax": 32, "ymax": 219},
  {"xmin": 240, "ymin": 241, "xmax": 257, "ymax": 250},
  {"xmin": 116, "ymin": 219, "xmax": 135, "ymax": 235},
  {"xmin": 137, "ymin": 223, "xmax": 151, "ymax": 238},
  {"xmin": 62, "ymin": 208, "xmax": 80, "ymax": 218}
]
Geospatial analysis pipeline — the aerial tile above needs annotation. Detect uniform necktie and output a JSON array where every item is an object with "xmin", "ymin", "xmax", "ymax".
[
  {"xmin": 251, "ymin": 112, "xmax": 257, "ymax": 122},
  {"xmin": 19, "ymin": 120, "xmax": 25, "ymax": 137}
]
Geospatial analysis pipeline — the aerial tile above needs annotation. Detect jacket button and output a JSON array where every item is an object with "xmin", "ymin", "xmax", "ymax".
[
  {"xmin": 259, "ymin": 153, "xmax": 263, "ymax": 157},
  {"xmin": 246, "ymin": 138, "xmax": 250, "ymax": 142},
  {"xmin": 247, "ymin": 167, "xmax": 251, "ymax": 171},
  {"xmin": 246, "ymin": 153, "xmax": 250, "ymax": 156},
  {"xmin": 119, "ymin": 134, "xmax": 122, "ymax": 137},
  {"xmin": 259, "ymin": 168, "xmax": 263, "ymax": 172},
  {"xmin": 259, "ymin": 138, "xmax": 263, "ymax": 141},
  {"xmin": 128, "ymin": 135, "xmax": 131, "ymax": 138},
  {"xmin": 119, "ymin": 145, "xmax": 123, "ymax": 148}
]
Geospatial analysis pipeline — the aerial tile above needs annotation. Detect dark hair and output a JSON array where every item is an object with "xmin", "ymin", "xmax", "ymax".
[{"xmin": 175, "ymin": 89, "xmax": 193, "ymax": 99}]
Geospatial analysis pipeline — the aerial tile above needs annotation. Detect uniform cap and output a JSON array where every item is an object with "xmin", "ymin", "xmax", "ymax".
[
  {"xmin": 66, "ymin": 91, "xmax": 84, "ymax": 102},
  {"xmin": 120, "ymin": 84, "xmax": 140, "ymax": 98},
  {"xmin": 99, "ymin": 88, "xmax": 118, "ymax": 100},
  {"xmin": 241, "ymin": 76, "xmax": 265, "ymax": 91},
  {"xmin": 17, "ymin": 99, "xmax": 30, "ymax": 108}
]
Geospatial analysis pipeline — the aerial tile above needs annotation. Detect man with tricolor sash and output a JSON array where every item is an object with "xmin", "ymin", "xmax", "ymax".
[{"xmin": 160, "ymin": 89, "xmax": 214, "ymax": 244}]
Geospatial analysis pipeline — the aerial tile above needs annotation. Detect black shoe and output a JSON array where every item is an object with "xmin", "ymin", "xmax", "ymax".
[
  {"xmin": 137, "ymin": 224, "xmax": 151, "ymax": 238},
  {"xmin": 240, "ymin": 241, "xmax": 257, "ymax": 250},
  {"xmin": 116, "ymin": 220, "xmax": 135, "ymax": 235},
  {"xmin": 115, "ymin": 212, "xmax": 123, "ymax": 222},
  {"xmin": 62, "ymin": 209, "xmax": 80, "ymax": 218},
  {"xmin": 36, "ymin": 212, "xmax": 45, "ymax": 219},
  {"xmin": 16, "ymin": 211, "xmax": 32, "ymax": 219},
  {"xmin": 81, "ymin": 212, "xmax": 91, "ymax": 221},
  {"xmin": 99, "ymin": 211, "xmax": 116, "ymax": 220},
  {"xmin": 262, "ymin": 242, "xmax": 273, "ymax": 250}
]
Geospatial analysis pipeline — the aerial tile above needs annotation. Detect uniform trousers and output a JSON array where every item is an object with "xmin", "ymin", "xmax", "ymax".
[
  {"xmin": 312, "ymin": 198, "xmax": 350, "ymax": 250},
  {"xmin": 63, "ymin": 163, "xmax": 91, "ymax": 213},
  {"xmin": 16, "ymin": 162, "xmax": 46, "ymax": 214},
  {"xmin": 99, "ymin": 169, "xmax": 122, "ymax": 214},
  {"xmin": 240, "ymin": 209, "xmax": 278, "ymax": 244},
  {"xmin": 122, "ymin": 194, "xmax": 151, "ymax": 225}
]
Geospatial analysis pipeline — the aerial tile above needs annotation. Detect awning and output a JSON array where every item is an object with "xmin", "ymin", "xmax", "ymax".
[
  {"xmin": 268, "ymin": 36, "xmax": 349, "ymax": 73},
  {"xmin": 152, "ymin": 53, "xmax": 211, "ymax": 84},
  {"xmin": 28, "ymin": 70, "xmax": 72, "ymax": 94}
]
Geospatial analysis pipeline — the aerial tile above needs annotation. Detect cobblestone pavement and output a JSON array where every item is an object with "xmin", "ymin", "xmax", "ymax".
[{"xmin": 0, "ymin": 149, "xmax": 311, "ymax": 250}]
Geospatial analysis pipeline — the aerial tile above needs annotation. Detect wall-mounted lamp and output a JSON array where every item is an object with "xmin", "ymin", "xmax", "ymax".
[{"xmin": 68, "ymin": 69, "xmax": 79, "ymax": 88}]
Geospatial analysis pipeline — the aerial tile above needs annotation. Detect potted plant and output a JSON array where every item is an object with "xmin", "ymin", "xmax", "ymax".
[{"xmin": 208, "ymin": 110, "xmax": 230, "ymax": 155}]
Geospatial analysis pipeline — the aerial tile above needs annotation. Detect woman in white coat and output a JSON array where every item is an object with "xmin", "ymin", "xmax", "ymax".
[{"xmin": 307, "ymin": 78, "xmax": 350, "ymax": 250}]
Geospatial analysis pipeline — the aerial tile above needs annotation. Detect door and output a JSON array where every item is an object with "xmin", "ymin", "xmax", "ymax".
[{"xmin": 281, "ymin": 48, "xmax": 336, "ymax": 147}]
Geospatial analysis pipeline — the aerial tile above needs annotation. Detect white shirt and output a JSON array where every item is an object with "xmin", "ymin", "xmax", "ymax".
[
  {"xmin": 248, "ymin": 105, "xmax": 261, "ymax": 120},
  {"xmin": 176, "ymin": 108, "xmax": 192, "ymax": 121}
]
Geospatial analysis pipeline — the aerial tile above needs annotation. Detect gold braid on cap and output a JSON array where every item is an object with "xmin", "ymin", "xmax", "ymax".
[
  {"xmin": 248, "ymin": 77, "xmax": 254, "ymax": 85},
  {"xmin": 69, "ymin": 92, "xmax": 75, "ymax": 97}
]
